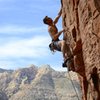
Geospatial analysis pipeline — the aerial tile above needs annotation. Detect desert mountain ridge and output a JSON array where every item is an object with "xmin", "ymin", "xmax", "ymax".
[{"xmin": 0, "ymin": 64, "xmax": 82, "ymax": 100}]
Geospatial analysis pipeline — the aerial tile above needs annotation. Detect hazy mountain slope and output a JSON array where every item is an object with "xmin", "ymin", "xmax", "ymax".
[
  {"xmin": 0, "ymin": 68, "xmax": 13, "ymax": 73},
  {"xmin": 0, "ymin": 65, "xmax": 82, "ymax": 100},
  {"xmin": 0, "ymin": 91, "xmax": 8, "ymax": 100}
]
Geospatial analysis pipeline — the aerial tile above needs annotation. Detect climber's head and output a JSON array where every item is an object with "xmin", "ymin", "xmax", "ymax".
[{"xmin": 43, "ymin": 16, "xmax": 53, "ymax": 25}]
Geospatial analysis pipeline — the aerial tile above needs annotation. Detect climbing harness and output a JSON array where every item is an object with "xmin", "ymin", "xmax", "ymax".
[
  {"xmin": 68, "ymin": 72, "xmax": 80, "ymax": 100},
  {"xmin": 49, "ymin": 39, "xmax": 61, "ymax": 52}
]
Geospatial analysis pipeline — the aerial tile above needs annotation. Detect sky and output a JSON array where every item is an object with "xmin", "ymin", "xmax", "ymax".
[{"xmin": 0, "ymin": 0, "xmax": 67, "ymax": 71}]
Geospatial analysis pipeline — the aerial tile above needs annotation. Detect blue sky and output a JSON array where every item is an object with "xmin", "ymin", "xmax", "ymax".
[{"xmin": 0, "ymin": 0, "xmax": 67, "ymax": 71}]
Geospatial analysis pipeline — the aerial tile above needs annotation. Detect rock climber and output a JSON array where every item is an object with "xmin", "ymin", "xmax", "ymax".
[
  {"xmin": 43, "ymin": 8, "xmax": 67, "ymax": 61},
  {"xmin": 43, "ymin": 8, "xmax": 75, "ymax": 71}
]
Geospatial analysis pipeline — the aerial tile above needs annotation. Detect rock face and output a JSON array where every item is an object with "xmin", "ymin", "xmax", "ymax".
[
  {"xmin": 61, "ymin": 0, "xmax": 100, "ymax": 100},
  {"xmin": 0, "ymin": 65, "xmax": 81, "ymax": 100}
]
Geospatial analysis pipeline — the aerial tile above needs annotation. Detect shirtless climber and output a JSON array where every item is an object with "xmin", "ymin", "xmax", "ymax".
[
  {"xmin": 43, "ymin": 8, "xmax": 75, "ymax": 71},
  {"xmin": 43, "ymin": 8, "xmax": 67, "ymax": 60}
]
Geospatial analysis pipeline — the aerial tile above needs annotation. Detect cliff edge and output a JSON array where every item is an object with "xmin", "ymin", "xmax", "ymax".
[{"xmin": 61, "ymin": 0, "xmax": 100, "ymax": 100}]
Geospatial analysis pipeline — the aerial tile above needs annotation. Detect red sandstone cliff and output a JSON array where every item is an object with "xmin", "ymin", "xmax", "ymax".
[{"xmin": 61, "ymin": 0, "xmax": 100, "ymax": 100}]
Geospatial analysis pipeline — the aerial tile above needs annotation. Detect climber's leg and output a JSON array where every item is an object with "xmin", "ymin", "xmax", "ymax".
[
  {"xmin": 62, "ymin": 57, "xmax": 75, "ymax": 71},
  {"xmin": 59, "ymin": 40, "xmax": 68, "ymax": 60}
]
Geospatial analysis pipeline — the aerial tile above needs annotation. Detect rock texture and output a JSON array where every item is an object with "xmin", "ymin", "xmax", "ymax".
[
  {"xmin": 0, "ymin": 91, "xmax": 8, "ymax": 100},
  {"xmin": 61, "ymin": 0, "xmax": 100, "ymax": 100},
  {"xmin": 0, "ymin": 65, "xmax": 81, "ymax": 100}
]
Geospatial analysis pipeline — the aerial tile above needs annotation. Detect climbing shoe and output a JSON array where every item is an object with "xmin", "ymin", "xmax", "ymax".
[
  {"xmin": 62, "ymin": 62, "xmax": 67, "ymax": 68},
  {"xmin": 62, "ymin": 58, "xmax": 70, "ymax": 68}
]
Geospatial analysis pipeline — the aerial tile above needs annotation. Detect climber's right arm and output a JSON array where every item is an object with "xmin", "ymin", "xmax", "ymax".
[
  {"xmin": 54, "ymin": 8, "xmax": 62, "ymax": 24},
  {"xmin": 52, "ymin": 29, "xmax": 64, "ymax": 41}
]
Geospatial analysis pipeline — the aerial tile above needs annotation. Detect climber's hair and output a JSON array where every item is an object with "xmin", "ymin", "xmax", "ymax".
[{"xmin": 43, "ymin": 16, "xmax": 48, "ymax": 24}]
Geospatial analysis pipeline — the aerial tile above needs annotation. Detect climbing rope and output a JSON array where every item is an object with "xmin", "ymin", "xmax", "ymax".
[{"xmin": 68, "ymin": 72, "xmax": 80, "ymax": 100}]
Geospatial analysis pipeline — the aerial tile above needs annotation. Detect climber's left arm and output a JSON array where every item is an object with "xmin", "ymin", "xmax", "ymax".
[{"xmin": 54, "ymin": 8, "xmax": 62, "ymax": 24}]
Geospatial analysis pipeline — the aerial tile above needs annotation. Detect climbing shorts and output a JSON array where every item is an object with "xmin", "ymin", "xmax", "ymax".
[
  {"xmin": 49, "ymin": 40, "xmax": 61, "ymax": 52},
  {"xmin": 53, "ymin": 41, "xmax": 61, "ymax": 51}
]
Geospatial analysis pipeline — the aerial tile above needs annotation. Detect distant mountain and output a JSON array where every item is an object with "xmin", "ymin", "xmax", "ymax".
[
  {"xmin": 0, "ymin": 64, "xmax": 82, "ymax": 100},
  {"xmin": 0, "ymin": 68, "xmax": 13, "ymax": 73},
  {"xmin": 0, "ymin": 91, "xmax": 8, "ymax": 100}
]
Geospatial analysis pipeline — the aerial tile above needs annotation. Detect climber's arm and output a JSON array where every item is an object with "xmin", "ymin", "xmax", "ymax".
[
  {"xmin": 53, "ymin": 30, "xmax": 64, "ymax": 40},
  {"xmin": 49, "ymin": 29, "xmax": 64, "ymax": 40},
  {"xmin": 54, "ymin": 8, "xmax": 62, "ymax": 24}
]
